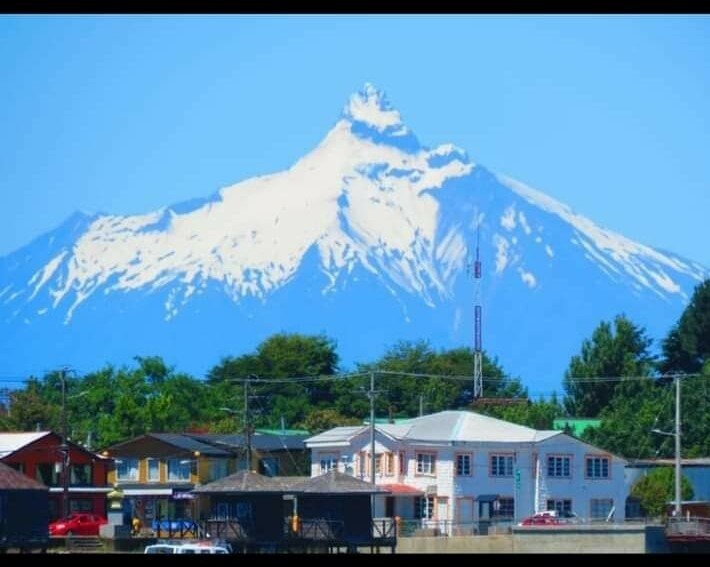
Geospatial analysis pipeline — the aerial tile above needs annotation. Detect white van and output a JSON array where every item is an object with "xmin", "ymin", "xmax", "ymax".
[{"xmin": 144, "ymin": 541, "xmax": 231, "ymax": 554}]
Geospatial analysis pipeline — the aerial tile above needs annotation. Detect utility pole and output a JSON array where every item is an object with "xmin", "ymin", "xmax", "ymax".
[
  {"xmin": 419, "ymin": 394, "xmax": 424, "ymax": 417},
  {"xmin": 369, "ymin": 371, "xmax": 376, "ymax": 488},
  {"xmin": 651, "ymin": 372, "xmax": 683, "ymax": 519},
  {"xmin": 244, "ymin": 376, "xmax": 252, "ymax": 472},
  {"xmin": 367, "ymin": 371, "xmax": 384, "ymax": 516},
  {"xmin": 59, "ymin": 368, "xmax": 69, "ymax": 519},
  {"xmin": 674, "ymin": 373, "xmax": 682, "ymax": 518}
]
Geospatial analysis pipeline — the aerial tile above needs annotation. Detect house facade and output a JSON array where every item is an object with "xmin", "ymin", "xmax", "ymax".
[
  {"xmin": 305, "ymin": 410, "xmax": 628, "ymax": 530},
  {"xmin": 103, "ymin": 431, "xmax": 310, "ymax": 526},
  {"xmin": 0, "ymin": 431, "xmax": 111, "ymax": 521}
]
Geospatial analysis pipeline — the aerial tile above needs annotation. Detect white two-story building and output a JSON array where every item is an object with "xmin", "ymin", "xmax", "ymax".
[{"xmin": 305, "ymin": 410, "xmax": 628, "ymax": 530}]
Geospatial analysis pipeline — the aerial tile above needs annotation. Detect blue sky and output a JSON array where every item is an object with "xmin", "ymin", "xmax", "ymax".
[{"xmin": 1, "ymin": 14, "xmax": 709, "ymax": 270}]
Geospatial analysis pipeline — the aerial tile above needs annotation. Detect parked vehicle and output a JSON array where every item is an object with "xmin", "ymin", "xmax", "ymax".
[
  {"xmin": 144, "ymin": 540, "xmax": 232, "ymax": 554},
  {"xmin": 518, "ymin": 510, "xmax": 580, "ymax": 526},
  {"xmin": 48, "ymin": 513, "xmax": 108, "ymax": 536}
]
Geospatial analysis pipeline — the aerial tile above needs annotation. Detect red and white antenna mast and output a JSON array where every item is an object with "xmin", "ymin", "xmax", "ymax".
[{"xmin": 473, "ymin": 219, "xmax": 483, "ymax": 399}]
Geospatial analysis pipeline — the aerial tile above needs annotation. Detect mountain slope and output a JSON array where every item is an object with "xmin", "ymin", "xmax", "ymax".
[{"xmin": 0, "ymin": 84, "xmax": 706, "ymax": 391}]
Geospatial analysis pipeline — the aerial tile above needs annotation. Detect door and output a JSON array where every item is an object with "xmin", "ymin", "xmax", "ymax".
[
  {"xmin": 457, "ymin": 498, "xmax": 474, "ymax": 534},
  {"xmin": 478, "ymin": 500, "xmax": 493, "ymax": 535},
  {"xmin": 436, "ymin": 498, "xmax": 449, "ymax": 535}
]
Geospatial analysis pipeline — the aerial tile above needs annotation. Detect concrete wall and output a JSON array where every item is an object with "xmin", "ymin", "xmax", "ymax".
[{"xmin": 396, "ymin": 525, "xmax": 664, "ymax": 553}]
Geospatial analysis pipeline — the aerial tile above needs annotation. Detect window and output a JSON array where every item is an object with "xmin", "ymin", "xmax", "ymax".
[
  {"xmin": 208, "ymin": 459, "xmax": 228, "ymax": 481},
  {"xmin": 116, "ymin": 458, "xmax": 139, "ymax": 481},
  {"xmin": 384, "ymin": 452, "xmax": 395, "ymax": 476},
  {"xmin": 259, "ymin": 457, "xmax": 280, "ymax": 477},
  {"xmin": 416, "ymin": 453, "xmax": 436, "ymax": 475},
  {"xmin": 493, "ymin": 497, "xmax": 514, "ymax": 519},
  {"xmin": 415, "ymin": 496, "xmax": 435, "ymax": 519},
  {"xmin": 35, "ymin": 463, "xmax": 60, "ymax": 486},
  {"xmin": 147, "ymin": 458, "xmax": 160, "ymax": 482},
  {"xmin": 167, "ymin": 458, "xmax": 191, "ymax": 481},
  {"xmin": 374, "ymin": 454, "xmax": 383, "ymax": 475},
  {"xmin": 490, "ymin": 454, "xmax": 513, "ymax": 477},
  {"xmin": 586, "ymin": 456, "xmax": 610, "ymax": 479},
  {"xmin": 399, "ymin": 452, "xmax": 406, "ymax": 475},
  {"xmin": 547, "ymin": 499, "xmax": 572, "ymax": 515},
  {"xmin": 358, "ymin": 451, "xmax": 366, "ymax": 476},
  {"xmin": 547, "ymin": 456, "xmax": 571, "ymax": 478},
  {"xmin": 590, "ymin": 498, "xmax": 614, "ymax": 520},
  {"xmin": 340, "ymin": 455, "xmax": 354, "ymax": 475},
  {"xmin": 70, "ymin": 464, "xmax": 92, "ymax": 486},
  {"xmin": 319, "ymin": 454, "xmax": 338, "ymax": 473},
  {"xmin": 456, "ymin": 454, "xmax": 472, "ymax": 476}
]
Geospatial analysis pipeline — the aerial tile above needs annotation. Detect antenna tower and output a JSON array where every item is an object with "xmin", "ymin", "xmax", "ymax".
[{"xmin": 473, "ymin": 220, "xmax": 483, "ymax": 399}]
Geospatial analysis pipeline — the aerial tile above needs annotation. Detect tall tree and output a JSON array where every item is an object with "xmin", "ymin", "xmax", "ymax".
[
  {"xmin": 352, "ymin": 340, "xmax": 520, "ymax": 419},
  {"xmin": 205, "ymin": 333, "xmax": 340, "ymax": 429},
  {"xmin": 660, "ymin": 279, "xmax": 710, "ymax": 374},
  {"xmin": 563, "ymin": 315, "xmax": 656, "ymax": 417},
  {"xmin": 631, "ymin": 467, "xmax": 694, "ymax": 518}
]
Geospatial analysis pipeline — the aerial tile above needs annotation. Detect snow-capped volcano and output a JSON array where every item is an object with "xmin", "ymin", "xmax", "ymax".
[{"xmin": 0, "ymin": 84, "xmax": 706, "ymax": 390}]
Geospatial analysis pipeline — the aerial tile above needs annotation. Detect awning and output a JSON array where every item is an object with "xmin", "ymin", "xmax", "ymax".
[
  {"xmin": 172, "ymin": 492, "xmax": 195, "ymax": 500},
  {"xmin": 380, "ymin": 484, "xmax": 424, "ymax": 495},
  {"xmin": 477, "ymin": 494, "xmax": 499, "ymax": 502},
  {"xmin": 123, "ymin": 488, "xmax": 173, "ymax": 496},
  {"xmin": 48, "ymin": 487, "xmax": 114, "ymax": 493}
]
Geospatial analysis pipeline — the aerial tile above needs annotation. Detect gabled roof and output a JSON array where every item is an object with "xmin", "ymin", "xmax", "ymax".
[
  {"xmin": 192, "ymin": 471, "xmax": 294, "ymax": 494},
  {"xmin": 306, "ymin": 410, "xmax": 562, "ymax": 446},
  {"xmin": 190, "ymin": 432, "xmax": 308, "ymax": 451},
  {"xmin": 107, "ymin": 433, "xmax": 231, "ymax": 456},
  {"xmin": 305, "ymin": 426, "xmax": 368, "ymax": 446},
  {"xmin": 149, "ymin": 433, "xmax": 232, "ymax": 456},
  {"xmin": 0, "ymin": 461, "xmax": 47, "ymax": 490},
  {"xmin": 0, "ymin": 431, "xmax": 51, "ymax": 458},
  {"xmin": 384, "ymin": 410, "xmax": 560, "ymax": 443},
  {"xmin": 292, "ymin": 470, "xmax": 389, "ymax": 494}
]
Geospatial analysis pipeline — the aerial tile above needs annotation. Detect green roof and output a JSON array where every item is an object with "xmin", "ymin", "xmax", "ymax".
[
  {"xmin": 254, "ymin": 428, "xmax": 310, "ymax": 436},
  {"xmin": 553, "ymin": 418, "xmax": 601, "ymax": 437}
]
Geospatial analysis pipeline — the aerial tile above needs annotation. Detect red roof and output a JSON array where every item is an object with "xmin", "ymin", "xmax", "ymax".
[
  {"xmin": 380, "ymin": 483, "xmax": 424, "ymax": 495},
  {"xmin": 0, "ymin": 461, "xmax": 47, "ymax": 490}
]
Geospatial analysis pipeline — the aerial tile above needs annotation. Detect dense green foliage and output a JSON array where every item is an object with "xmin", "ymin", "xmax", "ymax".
[
  {"xmin": 631, "ymin": 467, "xmax": 694, "ymax": 518},
  {"xmin": 562, "ymin": 314, "xmax": 656, "ymax": 417}
]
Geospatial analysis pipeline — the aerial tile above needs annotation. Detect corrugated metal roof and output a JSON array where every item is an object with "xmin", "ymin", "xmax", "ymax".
[
  {"xmin": 307, "ymin": 411, "xmax": 564, "ymax": 446},
  {"xmin": 387, "ymin": 410, "xmax": 552, "ymax": 443},
  {"xmin": 305, "ymin": 426, "xmax": 368, "ymax": 445},
  {"xmin": 0, "ymin": 461, "xmax": 47, "ymax": 490},
  {"xmin": 0, "ymin": 431, "xmax": 50, "ymax": 457},
  {"xmin": 187, "ymin": 432, "xmax": 308, "ymax": 451},
  {"xmin": 148, "ymin": 434, "xmax": 231, "ymax": 456}
]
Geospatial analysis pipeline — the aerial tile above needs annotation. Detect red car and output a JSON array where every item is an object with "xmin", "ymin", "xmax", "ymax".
[
  {"xmin": 518, "ymin": 510, "xmax": 580, "ymax": 526},
  {"xmin": 49, "ymin": 513, "xmax": 108, "ymax": 536}
]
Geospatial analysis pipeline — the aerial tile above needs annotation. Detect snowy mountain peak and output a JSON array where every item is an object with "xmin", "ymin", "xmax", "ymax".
[
  {"xmin": 0, "ymin": 85, "xmax": 707, "ymax": 389},
  {"xmin": 343, "ymin": 83, "xmax": 408, "ymax": 136}
]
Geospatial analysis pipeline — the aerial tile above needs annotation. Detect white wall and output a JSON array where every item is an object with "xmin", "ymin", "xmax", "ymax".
[{"xmin": 308, "ymin": 431, "xmax": 629, "ymax": 524}]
